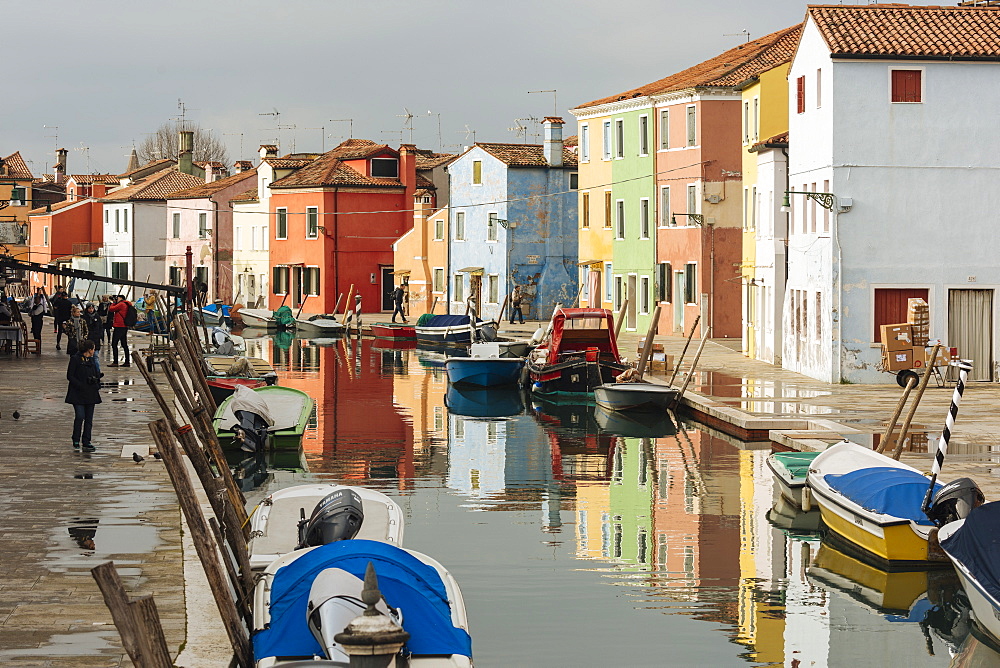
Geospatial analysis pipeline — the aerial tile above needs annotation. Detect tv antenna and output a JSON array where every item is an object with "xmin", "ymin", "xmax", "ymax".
[
  {"xmin": 397, "ymin": 107, "xmax": 415, "ymax": 143},
  {"xmin": 329, "ymin": 118, "xmax": 354, "ymax": 141},
  {"xmin": 278, "ymin": 124, "xmax": 297, "ymax": 152},
  {"xmin": 528, "ymin": 89, "xmax": 558, "ymax": 116},
  {"xmin": 303, "ymin": 127, "xmax": 326, "ymax": 152},
  {"xmin": 224, "ymin": 132, "xmax": 245, "ymax": 159},
  {"xmin": 259, "ymin": 108, "xmax": 281, "ymax": 146},
  {"xmin": 427, "ymin": 111, "xmax": 443, "ymax": 151},
  {"xmin": 724, "ymin": 30, "xmax": 751, "ymax": 42},
  {"xmin": 381, "ymin": 130, "xmax": 404, "ymax": 143},
  {"xmin": 74, "ymin": 143, "xmax": 91, "ymax": 174},
  {"xmin": 458, "ymin": 125, "xmax": 477, "ymax": 144},
  {"xmin": 43, "ymin": 125, "xmax": 59, "ymax": 151}
]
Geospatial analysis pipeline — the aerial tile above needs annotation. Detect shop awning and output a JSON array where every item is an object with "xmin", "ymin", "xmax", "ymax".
[
  {"xmin": 577, "ymin": 259, "xmax": 603, "ymax": 266},
  {"xmin": 391, "ymin": 269, "xmax": 411, "ymax": 275},
  {"xmin": 457, "ymin": 267, "xmax": 484, "ymax": 274}
]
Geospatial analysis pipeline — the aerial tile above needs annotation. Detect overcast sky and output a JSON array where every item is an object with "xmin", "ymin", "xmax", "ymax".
[{"xmin": 4, "ymin": 0, "xmax": 945, "ymax": 176}]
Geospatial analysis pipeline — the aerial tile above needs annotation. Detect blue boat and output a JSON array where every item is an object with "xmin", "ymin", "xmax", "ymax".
[
  {"xmin": 414, "ymin": 314, "xmax": 496, "ymax": 346},
  {"xmin": 200, "ymin": 301, "xmax": 232, "ymax": 326},
  {"xmin": 445, "ymin": 384, "xmax": 524, "ymax": 418},
  {"xmin": 445, "ymin": 343, "xmax": 524, "ymax": 387}
]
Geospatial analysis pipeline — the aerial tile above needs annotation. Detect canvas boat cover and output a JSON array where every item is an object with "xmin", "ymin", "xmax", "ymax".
[
  {"xmin": 273, "ymin": 305, "xmax": 295, "ymax": 328},
  {"xmin": 547, "ymin": 308, "xmax": 620, "ymax": 365},
  {"xmin": 824, "ymin": 467, "xmax": 942, "ymax": 525},
  {"xmin": 230, "ymin": 384, "xmax": 276, "ymax": 426},
  {"xmin": 253, "ymin": 539, "xmax": 472, "ymax": 662},
  {"xmin": 204, "ymin": 302, "xmax": 231, "ymax": 317},
  {"xmin": 417, "ymin": 314, "xmax": 473, "ymax": 329},
  {"xmin": 941, "ymin": 501, "xmax": 1000, "ymax": 606}
]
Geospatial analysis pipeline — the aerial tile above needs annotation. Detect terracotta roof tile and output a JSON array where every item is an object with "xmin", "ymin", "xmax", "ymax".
[
  {"xmin": 414, "ymin": 173, "xmax": 436, "ymax": 190},
  {"xmin": 234, "ymin": 160, "xmax": 255, "ymax": 171},
  {"xmin": 414, "ymin": 150, "xmax": 457, "ymax": 170},
  {"xmin": 564, "ymin": 135, "xmax": 579, "ymax": 147},
  {"xmin": 230, "ymin": 187, "xmax": 258, "ymax": 203},
  {"xmin": 194, "ymin": 161, "xmax": 226, "ymax": 169},
  {"xmin": 269, "ymin": 139, "xmax": 405, "ymax": 189},
  {"xmin": 749, "ymin": 131, "xmax": 790, "ymax": 152},
  {"xmin": 118, "ymin": 158, "xmax": 175, "ymax": 179},
  {"xmin": 475, "ymin": 143, "xmax": 578, "ymax": 168},
  {"xmin": 1, "ymin": 152, "xmax": 34, "ymax": 180},
  {"xmin": 29, "ymin": 199, "xmax": 81, "ymax": 214},
  {"xmin": 809, "ymin": 4, "xmax": 1000, "ymax": 59},
  {"xmin": 576, "ymin": 25, "xmax": 802, "ymax": 109},
  {"xmin": 68, "ymin": 174, "xmax": 118, "ymax": 185},
  {"xmin": 101, "ymin": 168, "xmax": 205, "ymax": 202},
  {"xmin": 264, "ymin": 157, "xmax": 316, "ymax": 169},
  {"xmin": 166, "ymin": 169, "xmax": 257, "ymax": 200}
]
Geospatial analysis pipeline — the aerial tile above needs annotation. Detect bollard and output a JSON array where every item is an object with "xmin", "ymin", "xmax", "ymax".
[{"xmin": 335, "ymin": 563, "xmax": 410, "ymax": 668}]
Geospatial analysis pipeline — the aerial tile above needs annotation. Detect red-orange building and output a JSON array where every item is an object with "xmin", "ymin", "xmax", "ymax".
[{"xmin": 267, "ymin": 140, "xmax": 430, "ymax": 316}]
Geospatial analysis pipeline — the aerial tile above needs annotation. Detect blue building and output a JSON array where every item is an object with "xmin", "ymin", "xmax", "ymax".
[{"xmin": 447, "ymin": 118, "xmax": 578, "ymax": 322}]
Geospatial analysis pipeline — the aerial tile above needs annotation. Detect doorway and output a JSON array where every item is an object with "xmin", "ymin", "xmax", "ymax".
[
  {"xmin": 949, "ymin": 289, "xmax": 993, "ymax": 381},
  {"xmin": 381, "ymin": 267, "xmax": 394, "ymax": 311},
  {"xmin": 469, "ymin": 274, "xmax": 482, "ymax": 318},
  {"xmin": 627, "ymin": 275, "xmax": 637, "ymax": 330}
]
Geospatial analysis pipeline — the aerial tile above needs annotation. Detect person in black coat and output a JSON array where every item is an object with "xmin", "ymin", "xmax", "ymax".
[
  {"xmin": 66, "ymin": 340, "xmax": 102, "ymax": 452},
  {"xmin": 51, "ymin": 290, "xmax": 72, "ymax": 350},
  {"xmin": 82, "ymin": 303, "xmax": 103, "ymax": 352}
]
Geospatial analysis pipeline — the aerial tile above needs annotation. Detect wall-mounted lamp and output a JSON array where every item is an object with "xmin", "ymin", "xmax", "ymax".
[
  {"xmin": 781, "ymin": 190, "xmax": 851, "ymax": 213},
  {"xmin": 670, "ymin": 212, "xmax": 705, "ymax": 226}
]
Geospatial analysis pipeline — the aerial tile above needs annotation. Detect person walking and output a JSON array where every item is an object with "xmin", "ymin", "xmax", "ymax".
[
  {"xmin": 62, "ymin": 305, "xmax": 88, "ymax": 356},
  {"xmin": 28, "ymin": 289, "xmax": 48, "ymax": 342},
  {"xmin": 107, "ymin": 295, "xmax": 132, "ymax": 367},
  {"xmin": 390, "ymin": 283, "xmax": 407, "ymax": 323},
  {"xmin": 66, "ymin": 339, "xmax": 102, "ymax": 452},
  {"xmin": 509, "ymin": 284, "xmax": 525, "ymax": 324},
  {"xmin": 51, "ymin": 289, "xmax": 71, "ymax": 350},
  {"xmin": 99, "ymin": 295, "xmax": 113, "ymax": 345},
  {"xmin": 83, "ymin": 303, "xmax": 103, "ymax": 352}
]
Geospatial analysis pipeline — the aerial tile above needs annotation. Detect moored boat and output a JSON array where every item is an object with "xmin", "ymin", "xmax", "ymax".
[
  {"xmin": 593, "ymin": 381, "xmax": 678, "ymax": 412},
  {"xmin": 526, "ymin": 308, "xmax": 628, "ymax": 396},
  {"xmin": 213, "ymin": 384, "xmax": 314, "ymax": 452},
  {"xmin": 444, "ymin": 342, "xmax": 524, "ymax": 387},
  {"xmin": 203, "ymin": 354, "xmax": 276, "ymax": 379},
  {"xmin": 252, "ymin": 540, "xmax": 473, "ymax": 667},
  {"xmin": 238, "ymin": 308, "xmax": 278, "ymax": 330},
  {"xmin": 200, "ymin": 301, "xmax": 232, "ymax": 326},
  {"xmin": 293, "ymin": 316, "xmax": 345, "ymax": 335},
  {"xmin": 766, "ymin": 450, "xmax": 820, "ymax": 508},
  {"xmin": 939, "ymin": 499, "xmax": 1000, "ymax": 645},
  {"xmin": 372, "ymin": 322, "xmax": 417, "ymax": 340},
  {"xmin": 445, "ymin": 384, "xmax": 524, "ymax": 418},
  {"xmin": 414, "ymin": 314, "xmax": 495, "ymax": 346},
  {"xmin": 593, "ymin": 404, "xmax": 676, "ymax": 438},
  {"xmin": 206, "ymin": 376, "xmax": 267, "ymax": 406}
]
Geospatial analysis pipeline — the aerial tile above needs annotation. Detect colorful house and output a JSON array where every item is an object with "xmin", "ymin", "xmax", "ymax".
[
  {"xmin": 447, "ymin": 118, "xmax": 578, "ymax": 322},
  {"xmin": 0, "ymin": 152, "xmax": 35, "ymax": 276},
  {"xmin": 392, "ymin": 205, "xmax": 449, "ymax": 318},
  {"xmin": 786, "ymin": 5, "xmax": 1000, "ymax": 382},
  {"xmin": 572, "ymin": 109, "xmax": 616, "ymax": 313},
  {"xmin": 267, "ymin": 139, "xmax": 425, "ymax": 316}
]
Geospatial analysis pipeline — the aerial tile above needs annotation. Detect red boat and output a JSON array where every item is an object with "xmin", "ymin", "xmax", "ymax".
[
  {"xmin": 526, "ymin": 308, "xmax": 629, "ymax": 396},
  {"xmin": 371, "ymin": 322, "xmax": 416, "ymax": 341},
  {"xmin": 207, "ymin": 376, "xmax": 267, "ymax": 406}
]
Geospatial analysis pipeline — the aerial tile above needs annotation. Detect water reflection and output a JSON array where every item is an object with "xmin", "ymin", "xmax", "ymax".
[{"xmin": 248, "ymin": 333, "xmax": 975, "ymax": 666}]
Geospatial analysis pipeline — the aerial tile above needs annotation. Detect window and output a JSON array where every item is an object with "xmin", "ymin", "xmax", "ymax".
[
  {"xmin": 433, "ymin": 268, "xmax": 444, "ymax": 293},
  {"xmin": 686, "ymin": 185, "xmax": 697, "ymax": 216},
  {"xmin": 638, "ymin": 115, "xmax": 649, "ymax": 155},
  {"xmin": 640, "ymin": 276, "xmax": 650, "ymax": 314},
  {"xmin": 250, "ymin": 226, "xmax": 257, "ymax": 250},
  {"xmin": 684, "ymin": 263, "xmax": 697, "ymax": 303},
  {"xmin": 111, "ymin": 262, "xmax": 129, "ymax": 280},
  {"xmin": 123, "ymin": 209, "xmax": 128, "ymax": 232},
  {"xmin": 603, "ymin": 121, "xmax": 612, "ymax": 160},
  {"xmin": 195, "ymin": 267, "xmax": 208, "ymax": 292},
  {"xmin": 104, "ymin": 210, "xmax": 108, "ymax": 226},
  {"xmin": 172, "ymin": 213, "xmax": 181, "ymax": 239},
  {"xmin": 873, "ymin": 288, "xmax": 928, "ymax": 341},
  {"xmin": 659, "ymin": 110, "xmax": 670, "ymax": 150},
  {"xmin": 615, "ymin": 200, "xmax": 625, "ymax": 239},
  {"xmin": 614, "ymin": 275, "xmax": 623, "ymax": 311},
  {"xmin": 262, "ymin": 226, "xmax": 268, "ymax": 250},
  {"xmin": 434, "ymin": 218, "xmax": 444, "ymax": 241},
  {"xmin": 658, "ymin": 262, "xmax": 672, "ymax": 302},
  {"xmin": 114, "ymin": 209, "xmax": 120, "ymax": 233},
  {"xmin": 686, "ymin": 106, "xmax": 696, "ymax": 146},
  {"xmin": 660, "ymin": 186, "xmax": 671, "ymax": 226},
  {"xmin": 614, "ymin": 119, "xmax": 624, "ymax": 158},
  {"xmin": 487, "ymin": 212, "xmax": 498, "ymax": 241},
  {"xmin": 198, "ymin": 213, "xmax": 208, "ymax": 239},
  {"xmin": 454, "ymin": 211, "xmax": 465, "ymax": 240},
  {"xmin": 580, "ymin": 125, "xmax": 590, "ymax": 162},
  {"xmin": 816, "ymin": 68, "xmax": 822, "ymax": 108},
  {"xmin": 751, "ymin": 187, "xmax": 757, "ymax": 231},
  {"xmin": 822, "ymin": 179, "xmax": 831, "ymax": 233},
  {"xmin": 604, "ymin": 191, "xmax": 612, "ymax": 228},
  {"xmin": 816, "ymin": 292, "xmax": 822, "ymax": 341},
  {"xmin": 891, "ymin": 69, "xmax": 922, "ymax": 103},
  {"xmin": 569, "ymin": 173, "xmax": 578, "ymax": 190},
  {"xmin": 303, "ymin": 267, "xmax": 320, "ymax": 296},
  {"xmin": 639, "ymin": 198, "xmax": 650, "ymax": 239},
  {"xmin": 796, "ymin": 76, "xmax": 805, "ymax": 114},
  {"xmin": 753, "ymin": 97, "xmax": 759, "ymax": 140},
  {"xmin": 743, "ymin": 101, "xmax": 750, "ymax": 144},
  {"xmin": 272, "ymin": 265, "xmax": 289, "ymax": 294},
  {"xmin": 743, "ymin": 188, "xmax": 750, "ymax": 230},
  {"xmin": 306, "ymin": 207, "xmax": 318, "ymax": 238},
  {"xmin": 582, "ymin": 192, "xmax": 590, "ymax": 228},
  {"xmin": 276, "ymin": 208, "xmax": 288, "ymax": 239},
  {"xmin": 43, "ymin": 226, "xmax": 49, "ymax": 247},
  {"xmin": 169, "ymin": 266, "xmax": 183, "ymax": 286},
  {"xmin": 370, "ymin": 158, "xmax": 398, "ymax": 177},
  {"xmin": 605, "ymin": 263, "xmax": 613, "ymax": 302},
  {"xmin": 472, "ymin": 161, "xmax": 482, "ymax": 185},
  {"xmin": 453, "ymin": 275, "xmax": 464, "ymax": 303},
  {"xmin": 487, "ymin": 274, "xmax": 498, "ymax": 303}
]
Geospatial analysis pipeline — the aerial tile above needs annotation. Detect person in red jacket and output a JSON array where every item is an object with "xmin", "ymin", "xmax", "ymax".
[{"xmin": 107, "ymin": 295, "xmax": 131, "ymax": 367}]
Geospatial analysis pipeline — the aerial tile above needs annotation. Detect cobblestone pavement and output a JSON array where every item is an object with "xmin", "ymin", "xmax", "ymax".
[{"xmin": 0, "ymin": 327, "xmax": 184, "ymax": 667}]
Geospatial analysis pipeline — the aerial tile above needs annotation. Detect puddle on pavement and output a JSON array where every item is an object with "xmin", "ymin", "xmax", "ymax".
[{"xmin": 0, "ymin": 630, "xmax": 121, "ymax": 658}]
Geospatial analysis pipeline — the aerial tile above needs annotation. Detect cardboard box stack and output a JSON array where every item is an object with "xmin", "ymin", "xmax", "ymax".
[
  {"xmin": 907, "ymin": 298, "xmax": 929, "ymax": 347},
  {"xmin": 880, "ymin": 324, "xmax": 913, "ymax": 351},
  {"xmin": 636, "ymin": 339, "xmax": 673, "ymax": 373}
]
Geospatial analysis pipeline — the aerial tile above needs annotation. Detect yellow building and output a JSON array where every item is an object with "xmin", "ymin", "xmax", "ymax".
[
  {"xmin": 0, "ymin": 152, "xmax": 35, "ymax": 283},
  {"xmin": 572, "ymin": 112, "xmax": 614, "ymax": 309},
  {"xmin": 739, "ymin": 27, "xmax": 799, "ymax": 363},
  {"xmin": 392, "ymin": 206, "xmax": 449, "ymax": 317}
]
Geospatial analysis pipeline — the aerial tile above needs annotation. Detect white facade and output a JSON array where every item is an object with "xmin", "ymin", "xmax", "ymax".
[
  {"xmin": 749, "ymin": 146, "xmax": 788, "ymax": 365},
  {"xmin": 787, "ymin": 15, "xmax": 1000, "ymax": 382},
  {"xmin": 164, "ymin": 197, "xmax": 213, "ymax": 297},
  {"xmin": 231, "ymin": 165, "xmax": 271, "ymax": 307},
  {"xmin": 101, "ymin": 201, "xmax": 166, "ymax": 293}
]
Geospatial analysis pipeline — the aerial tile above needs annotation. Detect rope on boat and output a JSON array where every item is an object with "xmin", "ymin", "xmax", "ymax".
[{"xmin": 921, "ymin": 359, "xmax": 974, "ymax": 513}]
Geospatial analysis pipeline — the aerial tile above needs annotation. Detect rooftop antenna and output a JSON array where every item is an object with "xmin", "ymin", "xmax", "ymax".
[
  {"xmin": 42, "ymin": 125, "xmax": 59, "ymax": 152},
  {"xmin": 224, "ymin": 132, "xmax": 245, "ymax": 159},
  {"xmin": 724, "ymin": 30, "xmax": 751, "ymax": 42},
  {"xmin": 397, "ymin": 107, "xmax": 415, "ymax": 143},
  {"xmin": 329, "ymin": 118, "xmax": 354, "ymax": 140},
  {"xmin": 173, "ymin": 99, "xmax": 199, "ymax": 130},
  {"xmin": 74, "ymin": 143, "xmax": 91, "ymax": 174},
  {"xmin": 508, "ymin": 119, "xmax": 528, "ymax": 143},
  {"xmin": 278, "ymin": 124, "xmax": 298, "ymax": 152},
  {"xmin": 427, "ymin": 111, "xmax": 442, "ymax": 151},
  {"xmin": 458, "ymin": 125, "xmax": 476, "ymax": 145},
  {"xmin": 381, "ymin": 130, "xmax": 404, "ymax": 143},
  {"xmin": 303, "ymin": 126, "xmax": 326, "ymax": 152},
  {"xmin": 259, "ymin": 107, "xmax": 281, "ymax": 147},
  {"xmin": 528, "ymin": 89, "xmax": 558, "ymax": 116}
]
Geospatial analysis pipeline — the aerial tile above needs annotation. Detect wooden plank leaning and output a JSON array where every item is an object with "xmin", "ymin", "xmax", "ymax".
[
  {"xmin": 635, "ymin": 305, "xmax": 662, "ymax": 379},
  {"xmin": 892, "ymin": 344, "xmax": 943, "ymax": 460},
  {"xmin": 669, "ymin": 315, "xmax": 701, "ymax": 386},
  {"xmin": 91, "ymin": 561, "xmax": 167, "ymax": 667},
  {"xmin": 671, "ymin": 326, "xmax": 712, "ymax": 409},
  {"xmin": 148, "ymin": 419, "xmax": 252, "ymax": 668}
]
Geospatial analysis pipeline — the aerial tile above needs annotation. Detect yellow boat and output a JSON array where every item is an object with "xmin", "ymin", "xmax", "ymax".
[
  {"xmin": 809, "ymin": 542, "xmax": 931, "ymax": 613},
  {"xmin": 806, "ymin": 441, "xmax": 947, "ymax": 565}
]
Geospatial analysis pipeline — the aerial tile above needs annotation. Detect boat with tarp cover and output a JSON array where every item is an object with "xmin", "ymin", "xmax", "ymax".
[
  {"xmin": 526, "ymin": 308, "xmax": 628, "ymax": 396},
  {"xmin": 414, "ymin": 314, "xmax": 495, "ymax": 346},
  {"xmin": 252, "ymin": 539, "xmax": 472, "ymax": 667},
  {"xmin": 940, "ymin": 500, "xmax": 1000, "ymax": 645}
]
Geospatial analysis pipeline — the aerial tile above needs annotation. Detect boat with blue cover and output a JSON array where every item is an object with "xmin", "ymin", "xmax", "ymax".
[
  {"xmin": 806, "ymin": 441, "xmax": 946, "ymax": 565},
  {"xmin": 200, "ymin": 301, "xmax": 232, "ymax": 326},
  {"xmin": 445, "ymin": 342, "xmax": 524, "ymax": 387},
  {"xmin": 940, "ymin": 500, "xmax": 1000, "ymax": 645},
  {"xmin": 252, "ymin": 539, "xmax": 472, "ymax": 667},
  {"xmin": 414, "ymin": 314, "xmax": 495, "ymax": 346}
]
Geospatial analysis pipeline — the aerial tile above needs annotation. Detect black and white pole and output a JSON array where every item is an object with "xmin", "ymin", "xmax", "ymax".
[{"xmin": 922, "ymin": 359, "xmax": 974, "ymax": 514}]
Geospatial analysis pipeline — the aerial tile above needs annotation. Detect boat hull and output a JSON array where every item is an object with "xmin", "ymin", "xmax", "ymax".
[
  {"xmin": 415, "ymin": 323, "xmax": 478, "ymax": 346},
  {"xmin": 238, "ymin": 308, "xmax": 277, "ymax": 331},
  {"xmin": 766, "ymin": 451, "xmax": 819, "ymax": 508},
  {"xmin": 529, "ymin": 359, "xmax": 628, "ymax": 396},
  {"xmin": 213, "ymin": 385, "xmax": 314, "ymax": 452},
  {"xmin": 207, "ymin": 376, "xmax": 266, "ymax": 406},
  {"xmin": 593, "ymin": 382, "xmax": 677, "ymax": 412},
  {"xmin": 372, "ymin": 322, "xmax": 416, "ymax": 340},
  {"xmin": 294, "ymin": 318, "xmax": 344, "ymax": 335},
  {"xmin": 445, "ymin": 357, "xmax": 524, "ymax": 387}
]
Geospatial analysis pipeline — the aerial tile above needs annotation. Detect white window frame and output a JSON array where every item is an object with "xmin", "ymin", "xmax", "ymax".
[
  {"xmin": 638, "ymin": 114, "xmax": 649, "ymax": 156},
  {"xmin": 581, "ymin": 191, "xmax": 590, "ymax": 229},
  {"xmin": 743, "ymin": 101, "xmax": 750, "ymax": 145},
  {"xmin": 816, "ymin": 68, "xmax": 822, "ymax": 108},
  {"xmin": 172, "ymin": 213, "xmax": 181, "ymax": 239},
  {"xmin": 198, "ymin": 212, "xmax": 208, "ymax": 239},
  {"xmin": 888, "ymin": 66, "xmax": 925, "ymax": 104},
  {"xmin": 433, "ymin": 218, "xmax": 445, "ymax": 241},
  {"xmin": 602, "ymin": 121, "xmax": 612, "ymax": 160},
  {"xmin": 306, "ymin": 206, "xmax": 319, "ymax": 239},
  {"xmin": 305, "ymin": 265, "xmax": 320, "ymax": 296},
  {"xmin": 753, "ymin": 96, "xmax": 759, "ymax": 141},
  {"xmin": 453, "ymin": 274, "xmax": 464, "ymax": 303},
  {"xmin": 580, "ymin": 124, "xmax": 590, "ymax": 162},
  {"xmin": 659, "ymin": 109, "xmax": 670, "ymax": 150},
  {"xmin": 686, "ymin": 105, "xmax": 697, "ymax": 147},
  {"xmin": 486, "ymin": 212, "xmax": 498, "ymax": 242},
  {"xmin": 614, "ymin": 275, "xmax": 623, "ymax": 311},
  {"xmin": 472, "ymin": 160, "xmax": 483, "ymax": 186},
  {"xmin": 639, "ymin": 276, "xmax": 650, "ymax": 315},
  {"xmin": 114, "ymin": 209, "xmax": 120, "ymax": 233},
  {"xmin": 686, "ymin": 184, "xmax": 698, "ymax": 221},
  {"xmin": 123, "ymin": 209, "xmax": 128, "ymax": 232},
  {"xmin": 454, "ymin": 211, "xmax": 466, "ymax": 241},
  {"xmin": 487, "ymin": 274, "xmax": 499, "ymax": 304},
  {"xmin": 432, "ymin": 267, "xmax": 445, "ymax": 293},
  {"xmin": 604, "ymin": 262, "xmax": 613, "ymax": 303},
  {"xmin": 659, "ymin": 186, "xmax": 671, "ymax": 227},
  {"xmin": 639, "ymin": 197, "xmax": 650, "ymax": 239},
  {"xmin": 276, "ymin": 208, "xmax": 288, "ymax": 240}
]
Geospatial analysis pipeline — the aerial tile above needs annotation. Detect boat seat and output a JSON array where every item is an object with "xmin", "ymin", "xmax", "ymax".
[{"xmin": 252, "ymin": 496, "xmax": 393, "ymax": 558}]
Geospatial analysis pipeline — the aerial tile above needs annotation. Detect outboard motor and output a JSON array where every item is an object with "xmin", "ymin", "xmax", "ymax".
[
  {"xmin": 926, "ymin": 477, "xmax": 985, "ymax": 527},
  {"xmin": 233, "ymin": 409, "xmax": 269, "ymax": 453},
  {"xmin": 297, "ymin": 489, "xmax": 365, "ymax": 549}
]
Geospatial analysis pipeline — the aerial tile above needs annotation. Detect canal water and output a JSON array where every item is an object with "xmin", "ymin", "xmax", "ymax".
[{"xmin": 241, "ymin": 333, "xmax": 994, "ymax": 667}]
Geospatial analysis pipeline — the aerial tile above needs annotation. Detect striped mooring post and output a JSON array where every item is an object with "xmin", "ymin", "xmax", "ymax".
[{"xmin": 922, "ymin": 358, "xmax": 974, "ymax": 514}]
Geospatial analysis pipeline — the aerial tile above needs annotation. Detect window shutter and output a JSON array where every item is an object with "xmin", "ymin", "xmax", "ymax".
[
  {"xmin": 796, "ymin": 76, "xmax": 805, "ymax": 114},
  {"xmin": 891, "ymin": 70, "xmax": 921, "ymax": 103}
]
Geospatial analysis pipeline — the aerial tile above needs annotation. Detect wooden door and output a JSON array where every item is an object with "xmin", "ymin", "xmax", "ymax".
[{"xmin": 470, "ymin": 274, "xmax": 482, "ymax": 318}]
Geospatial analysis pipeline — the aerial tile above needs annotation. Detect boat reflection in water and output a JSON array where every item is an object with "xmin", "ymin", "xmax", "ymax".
[
  {"xmin": 445, "ymin": 385, "xmax": 524, "ymax": 418},
  {"xmin": 593, "ymin": 404, "xmax": 676, "ymax": 439}
]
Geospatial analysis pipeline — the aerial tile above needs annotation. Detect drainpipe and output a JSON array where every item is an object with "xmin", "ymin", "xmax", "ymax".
[
  {"xmin": 212, "ymin": 198, "xmax": 220, "ymax": 301},
  {"xmin": 781, "ymin": 147, "xmax": 790, "ymax": 367},
  {"xmin": 333, "ymin": 187, "xmax": 339, "ymax": 301}
]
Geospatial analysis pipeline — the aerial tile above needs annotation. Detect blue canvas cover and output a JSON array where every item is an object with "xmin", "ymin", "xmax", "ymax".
[
  {"xmin": 941, "ymin": 501, "xmax": 1000, "ymax": 606},
  {"xmin": 421, "ymin": 314, "xmax": 472, "ymax": 328},
  {"xmin": 204, "ymin": 303, "xmax": 231, "ymax": 317},
  {"xmin": 253, "ymin": 540, "xmax": 472, "ymax": 662},
  {"xmin": 824, "ymin": 467, "xmax": 942, "ymax": 525}
]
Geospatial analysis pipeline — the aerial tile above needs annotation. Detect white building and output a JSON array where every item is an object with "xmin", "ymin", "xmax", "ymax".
[{"xmin": 786, "ymin": 4, "xmax": 1000, "ymax": 382}]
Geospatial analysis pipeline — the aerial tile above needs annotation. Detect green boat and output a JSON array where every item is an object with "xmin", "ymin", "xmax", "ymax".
[
  {"xmin": 213, "ymin": 385, "xmax": 314, "ymax": 452},
  {"xmin": 766, "ymin": 450, "xmax": 820, "ymax": 508}
]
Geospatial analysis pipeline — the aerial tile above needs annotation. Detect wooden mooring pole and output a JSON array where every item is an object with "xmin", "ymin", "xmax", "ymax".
[
  {"xmin": 671, "ymin": 326, "xmax": 711, "ymax": 409},
  {"xmin": 91, "ymin": 562, "xmax": 173, "ymax": 668},
  {"xmin": 669, "ymin": 314, "xmax": 701, "ymax": 386}
]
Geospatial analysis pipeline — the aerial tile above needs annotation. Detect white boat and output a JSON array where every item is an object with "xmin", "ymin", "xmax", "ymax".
[
  {"xmin": 294, "ymin": 316, "xmax": 345, "ymax": 335},
  {"xmin": 593, "ymin": 381, "xmax": 678, "ymax": 412},
  {"xmin": 806, "ymin": 440, "xmax": 947, "ymax": 564},
  {"xmin": 238, "ymin": 308, "xmax": 277, "ymax": 330},
  {"xmin": 252, "ymin": 540, "xmax": 473, "ymax": 667},
  {"xmin": 766, "ymin": 450, "xmax": 819, "ymax": 509},
  {"xmin": 247, "ymin": 483, "xmax": 404, "ymax": 571},
  {"xmin": 939, "ymin": 500, "xmax": 1000, "ymax": 645}
]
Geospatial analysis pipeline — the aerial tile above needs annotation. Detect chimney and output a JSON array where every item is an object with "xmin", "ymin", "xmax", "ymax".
[
  {"xmin": 398, "ymin": 144, "xmax": 417, "ymax": 202},
  {"xmin": 259, "ymin": 145, "xmax": 278, "ymax": 159},
  {"xmin": 178, "ymin": 131, "xmax": 195, "ymax": 175},
  {"xmin": 54, "ymin": 148, "xmax": 68, "ymax": 182},
  {"xmin": 234, "ymin": 160, "xmax": 254, "ymax": 174},
  {"xmin": 92, "ymin": 182, "xmax": 109, "ymax": 198},
  {"xmin": 543, "ymin": 117, "xmax": 564, "ymax": 167}
]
